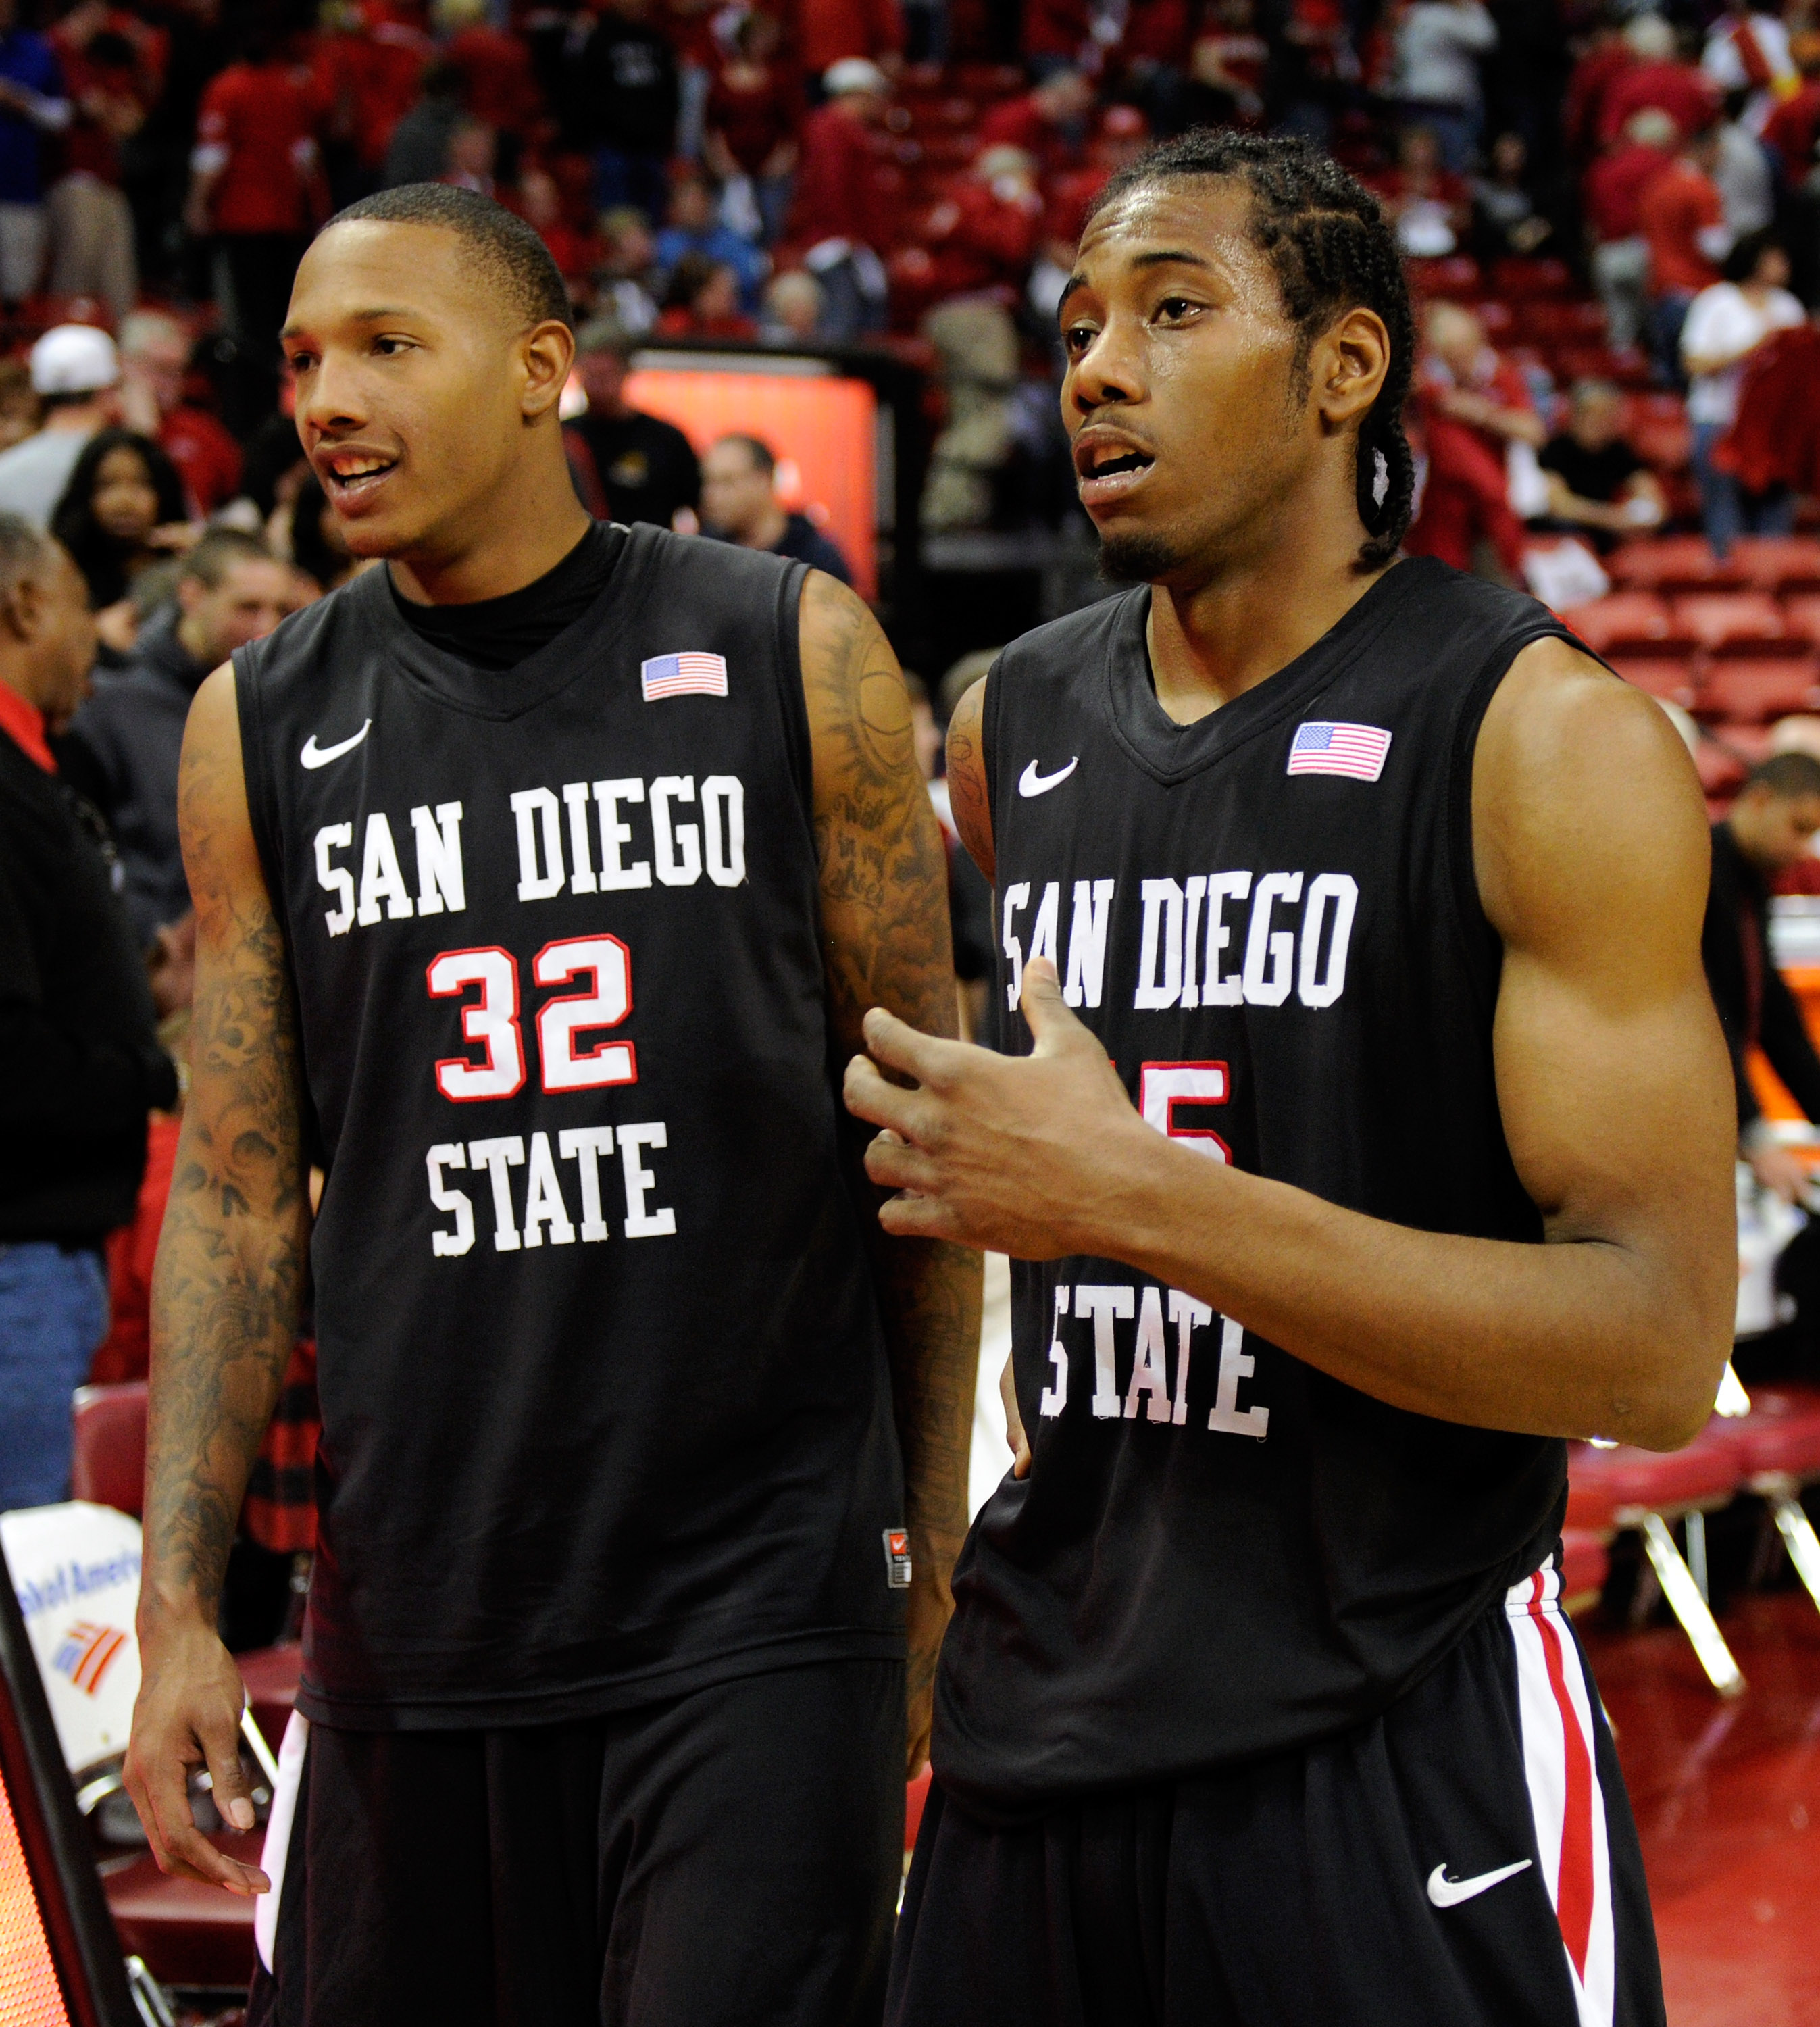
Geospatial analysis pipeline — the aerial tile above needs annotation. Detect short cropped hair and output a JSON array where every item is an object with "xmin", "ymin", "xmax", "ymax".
[
  {"xmin": 180, "ymin": 526, "xmax": 274, "ymax": 591},
  {"xmin": 322, "ymin": 183, "xmax": 572, "ymax": 330},
  {"xmin": 712, "ymin": 433, "xmax": 776, "ymax": 476},
  {"xmin": 1746, "ymin": 751, "xmax": 1820, "ymax": 800}
]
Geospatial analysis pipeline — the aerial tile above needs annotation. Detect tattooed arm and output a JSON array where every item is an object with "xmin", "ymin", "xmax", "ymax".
[
  {"xmin": 943, "ymin": 676, "xmax": 993, "ymax": 882},
  {"xmin": 123, "ymin": 666, "xmax": 309, "ymax": 1895},
  {"xmin": 801, "ymin": 572, "xmax": 983, "ymax": 1779}
]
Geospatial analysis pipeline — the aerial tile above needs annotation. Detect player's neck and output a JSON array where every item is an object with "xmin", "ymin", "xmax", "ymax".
[
  {"xmin": 388, "ymin": 461, "xmax": 595, "ymax": 607},
  {"xmin": 1144, "ymin": 515, "xmax": 1392, "ymax": 727}
]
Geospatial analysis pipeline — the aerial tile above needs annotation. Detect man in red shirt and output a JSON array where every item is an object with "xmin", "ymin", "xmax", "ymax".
[
  {"xmin": 1598, "ymin": 12, "xmax": 1719, "ymax": 148},
  {"xmin": 186, "ymin": 20, "xmax": 328, "ymax": 427},
  {"xmin": 924, "ymin": 145, "xmax": 1041, "ymax": 301},
  {"xmin": 1584, "ymin": 107, "xmax": 1677, "ymax": 353},
  {"xmin": 978, "ymin": 68, "xmax": 1093, "ymax": 179},
  {"xmin": 787, "ymin": 57, "xmax": 897, "ymax": 341},
  {"xmin": 1637, "ymin": 123, "xmax": 1728, "ymax": 380}
]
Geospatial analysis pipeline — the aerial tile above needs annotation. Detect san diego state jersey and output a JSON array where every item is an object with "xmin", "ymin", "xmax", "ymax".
[
  {"xmin": 236, "ymin": 525, "xmax": 904, "ymax": 1728},
  {"xmin": 935, "ymin": 557, "xmax": 1576, "ymax": 1816}
]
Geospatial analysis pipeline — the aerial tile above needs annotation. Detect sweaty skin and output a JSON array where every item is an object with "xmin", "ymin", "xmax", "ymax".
[
  {"xmin": 124, "ymin": 218, "xmax": 979, "ymax": 1896},
  {"xmin": 844, "ymin": 177, "xmax": 1735, "ymax": 1468}
]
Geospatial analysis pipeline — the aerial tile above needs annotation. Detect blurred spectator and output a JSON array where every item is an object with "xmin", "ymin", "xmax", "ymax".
[
  {"xmin": 1535, "ymin": 379, "xmax": 1665, "ymax": 549},
  {"xmin": 322, "ymin": 0, "xmax": 436, "ymax": 194},
  {"xmin": 1021, "ymin": 0, "xmax": 1094, "ymax": 80},
  {"xmin": 510, "ymin": 163, "xmax": 602, "ymax": 301},
  {"xmin": 0, "ymin": 324, "xmax": 122, "ymax": 530},
  {"xmin": 655, "ymin": 174, "xmax": 767, "ymax": 309},
  {"xmin": 1182, "ymin": 0, "xmax": 1268, "ymax": 129},
  {"xmin": 1703, "ymin": 752, "xmax": 1820, "ymax": 1204},
  {"xmin": 1762, "ymin": 31, "xmax": 1820, "ymax": 182},
  {"xmin": 595, "ymin": 205, "xmax": 661, "ymax": 332},
  {"xmin": 921, "ymin": 295, "xmax": 1019, "ymax": 530},
  {"xmin": 1420, "ymin": 300, "xmax": 1544, "ymax": 454},
  {"xmin": 1405, "ymin": 303, "xmax": 1538, "ymax": 577},
  {"xmin": 1682, "ymin": 227, "xmax": 1804, "ymax": 556},
  {"xmin": 1715, "ymin": 320, "xmax": 1820, "ymax": 511},
  {"xmin": 434, "ymin": 0, "xmax": 540, "ymax": 157},
  {"xmin": 0, "ymin": 512, "xmax": 174, "ymax": 1510},
  {"xmin": 60, "ymin": 528, "xmax": 288, "ymax": 947},
  {"xmin": 1392, "ymin": 0, "xmax": 1498, "ymax": 172},
  {"xmin": 0, "ymin": 0, "xmax": 69, "ymax": 307},
  {"xmin": 441, "ymin": 112, "xmax": 496, "ymax": 197},
  {"xmin": 798, "ymin": 0, "xmax": 903, "ymax": 80},
  {"xmin": 565, "ymin": 316, "xmax": 700, "ymax": 527},
  {"xmin": 0, "ymin": 356, "xmax": 34, "ymax": 451},
  {"xmin": 1375, "ymin": 124, "xmax": 1470, "ymax": 258},
  {"xmin": 759, "ymin": 267, "xmax": 826, "ymax": 344},
  {"xmin": 383, "ymin": 61, "xmax": 467, "ymax": 187},
  {"xmin": 45, "ymin": 0, "xmax": 157, "ymax": 323},
  {"xmin": 924, "ymin": 145, "xmax": 1042, "ymax": 299},
  {"xmin": 1638, "ymin": 122, "xmax": 1728, "ymax": 382},
  {"xmin": 49, "ymin": 425, "xmax": 190, "ymax": 623},
  {"xmin": 788, "ymin": 58, "xmax": 894, "ymax": 342},
  {"xmin": 186, "ymin": 20, "xmax": 328, "ymax": 422},
  {"xmin": 657, "ymin": 252, "xmax": 757, "ymax": 336},
  {"xmin": 1598, "ymin": 14, "xmax": 1718, "ymax": 150},
  {"xmin": 705, "ymin": 11, "xmax": 799, "ymax": 247},
  {"xmin": 1584, "ymin": 107, "xmax": 1676, "ymax": 357},
  {"xmin": 1713, "ymin": 107, "xmax": 1773, "ymax": 239},
  {"xmin": 978, "ymin": 67, "xmax": 1092, "ymax": 176},
  {"xmin": 1471, "ymin": 132, "xmax": 1552, "ymax": 263},
  {"xmin": 701, "ymin": 433, "xmax": 851, "ymax": 578},
  {"xmin": 118, "ymin": 311, "xmax": 243, "ymax": 517},
  {"xmin": 1563, "ymin": 16, "xmax": 1631, "ymax": 166},
  {"xmin": 1703, "ymin": 0, "xmax": 1796, "ymax": 138},
  {"xmin": 574, "ymin": 0, "xmax": 680, "ymax": 223},
  {"xmin": 284, "ymin": 471, "xmax": 361, "ymax": 593}
]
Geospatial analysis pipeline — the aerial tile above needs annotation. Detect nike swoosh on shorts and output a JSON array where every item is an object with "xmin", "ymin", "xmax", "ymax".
[{"xmin": 1426, "ymin": 1859, "xmax": 1533, "ymax": 1908}]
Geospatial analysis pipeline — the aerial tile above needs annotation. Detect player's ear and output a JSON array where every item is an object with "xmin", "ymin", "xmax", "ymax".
[
  {"xmin": 518, "ymin": 318, "xmax": 576, "ymax": 422},
  {"xmin": 1313, "ymin": 306, "xmax": 1389, "ymax": 436}
]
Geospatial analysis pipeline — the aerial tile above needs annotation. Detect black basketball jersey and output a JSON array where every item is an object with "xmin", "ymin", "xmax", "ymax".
[
  {"xmin": 934, "ymin": 556, "xmax": 1577, "ymax": 1816},
  {"xmin": 234, "ymin": 524, "xmax": 904, "ymax": 1729}
]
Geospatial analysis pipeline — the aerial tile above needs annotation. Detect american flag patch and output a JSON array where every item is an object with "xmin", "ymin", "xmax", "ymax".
[
  {"xmin": 53, "ymin": 1620, "xmax": 127, "ymax": 1697},
  {"xmin": 640, "ymin": 651, "xmax": 728, "ymax": 701},
  {"xmin": 1286, "ymin": 720, "xmax": 1392, "ymax": 782}
]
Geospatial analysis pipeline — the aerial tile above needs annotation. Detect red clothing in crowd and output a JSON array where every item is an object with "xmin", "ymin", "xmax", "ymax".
[
  {"xmin": 1762, "ymin": 78, "xmax": 1820, "ymax": 173},
  {"xmin": 1022, "ymin": 0, "xmax": 1092, "ymax": 67},
  {"xmin": 706, "ymin": 60, "xmax": 801, "ymax": 174},
  {"xmin": 656, "ymin": 303, "xmax": 758, "ymax": 337},
  {"xmin": 0, "ymin": 679, "xmax": 53, "ymax": 773},
  {"xmin": 792, "ymin": 0, "xmax": 903, "ymax": 75},
  {"xmin": 197, "ymin": 59, "xmax": 326, "ymax": 234},
  {"xmin": 1403, "ymin": 411, "xmax": 1526, "ymax": 576},
  {"xmin": 1597, "ymin": 58, "xmax": 1719, "ymax": 147},
  {"xmin": 443, "ymin": 21, "xmax": 541, "ymax": 136},
  {"xmin": 665, "ymin": 0, "xmax": 722, "ymax": 71},
  {"xmin": 1416, "ymin": 348, "xmax": 1535, "ymax": 468},
  {"xmin": 315, "ymin": 2, "xmax": 432, "ymax": 174},
  {"xmin": 924, "ymin": 174, "xmax": 1041, "ymax": 296},
  {"xmin": 1121, "ymin": 0, "xmax": 1192, "ymax": 68},
  {"xmin": 92, "ymin": 1110, "xmax": 178, "ymax": 1384},
  {"xmin": 161, "ymin": 404, "xmax": 244, "ymax": 516},
  {"xmin": 788, "ymin": 101, "xmax": 899, "ymax": 249},
  {"xmin": 1043, "ymin": 163, "xmax": 1109, "ymax": 245},
  {"xmin": 1582, "ymin": 140, "xmax": 1672, "ymax": 241},
  {"xmin": 1717, "ymin": 323, "xmax": 1820, "ymax": 495},
  {"xmin": 980, "ymin": 92, "xmax": 1084, "ymax": 178},
  {"xmin": 1563, "ymin": 36, "xmax": 1634, "ymax": 161},
  {"xmin": 1637, "ymin": 156, "xmax": 1724, "ymax": 295},
  {"xmin": 51, "ymin": 7, "xmax": 166, "ymax": 186}
]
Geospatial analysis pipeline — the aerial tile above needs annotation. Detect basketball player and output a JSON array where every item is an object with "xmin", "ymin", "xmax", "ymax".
[
  {"xmin": 122, "ymin": 185, "xmax": 980, "ymax": 2027},
  {"xmin": 844, "ymin": 135, "xmax": 1734, "ymax": 2027}
]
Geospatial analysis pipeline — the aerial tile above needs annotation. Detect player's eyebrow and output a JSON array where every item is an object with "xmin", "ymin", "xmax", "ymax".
[
  {"xmin": 281, "ymin": 307, "xmax": 418, "ymax": 339},
  {"xmin": 1058, "ymin": 247, "xmax": 1219, "ymax": 326}
]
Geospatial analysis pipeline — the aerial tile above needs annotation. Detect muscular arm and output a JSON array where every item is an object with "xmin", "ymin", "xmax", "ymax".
[
  {"xmin": 124, "ymin": 665, "xmax": 309, "ymax": 1894},
  {"xmin": 847, "ymin": 639, "xmax": 1736, "ymax": 1451},
  {"xmin": 800, "ymin": 572, "xmax": 983, "ymax": 1776}
]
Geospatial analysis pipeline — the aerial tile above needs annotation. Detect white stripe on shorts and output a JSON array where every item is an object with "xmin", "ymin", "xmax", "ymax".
[{"xmin": 254, "ymin": 1709, "xmax": 310, "ymax": 1976}]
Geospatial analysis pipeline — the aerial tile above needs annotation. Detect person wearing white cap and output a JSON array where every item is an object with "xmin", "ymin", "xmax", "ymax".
[{"xmin": 0, "ymin": 322, "xmax": 122, "ymax": 530}]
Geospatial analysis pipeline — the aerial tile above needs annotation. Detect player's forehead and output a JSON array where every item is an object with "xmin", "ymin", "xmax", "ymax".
[
  {"xmin": 1068, "ymin": 178, "xmax": 1264, "ymax": 305},
  {"xmin": 285, "ymin": 220, "xmax": 505, "ymax": 338}
]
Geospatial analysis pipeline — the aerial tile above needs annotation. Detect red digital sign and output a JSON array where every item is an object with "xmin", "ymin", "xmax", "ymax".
[{"xmin": 0, "ymin": 1767, "xmax": 72, "ymax": 2026}]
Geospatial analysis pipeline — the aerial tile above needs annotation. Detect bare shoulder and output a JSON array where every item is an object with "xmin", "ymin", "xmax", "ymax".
[
  {"xmin": 798, "ymin": 567, "xmax": 908, "ymax": 749},
  {"xmin": 1472, "ymin": 634, "xmax": 1711, "ymax": 955},
  {"xmin": 945, "ymin": 676, "xmax": 992, "ymax": 883}
]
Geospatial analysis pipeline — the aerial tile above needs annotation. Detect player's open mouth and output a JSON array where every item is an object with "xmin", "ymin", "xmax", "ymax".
[
  {"xmin": 1074, "ymin": 433, "xmax": 1155, "ymax": 507},
  {"xmin": 320, "ymin": 449, "xmax": 400, "ymax": 509}
]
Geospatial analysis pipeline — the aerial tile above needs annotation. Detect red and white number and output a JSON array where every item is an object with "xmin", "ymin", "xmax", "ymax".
[
  {"xmin": 428, "ymin": 947, "xmax": 526, "ymax": 1101},
  {"xmin": 1138, "ymin": 1061, "xmax": 1230, "ymax": 1163},
  {"xmin": 532, "ymin": 935, "xmax": 637, "ymax": 1091}
]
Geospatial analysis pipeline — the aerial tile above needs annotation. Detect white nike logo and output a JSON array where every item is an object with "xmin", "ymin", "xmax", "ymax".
[
  {"xmin": 299, "ymin": 720, "xmax": 372, "ymax": 770},
  {"xmin": 1426, "ymin": 1859, "xmax": 1532, "ymax": 1908},
  {"xmin": 1019, "ymin": 757, "xmax": 1078, "ymax": 797}
]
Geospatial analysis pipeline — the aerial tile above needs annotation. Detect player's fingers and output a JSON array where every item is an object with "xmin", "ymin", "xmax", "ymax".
[
  {"xmin": 864, "ymin": 1130, "xmax": 938, "ymax": 1194},
  {"xmin": 999, "ymin": 1352, "xmax": 1032, "ymax": 1478},
  {"xmin": 842, "ymin": 1053, "xmax": 925, "ymax": 1136},
  {"xmin": 122, "ymin": 1747, "xmax": 181, "ymax": 1876},
  {"xmin": 861, "ymin": 1005, "xmax": 961, "ymax": 1089},
  {"xmin": 878, "ymin": 1190, "xmax": 964, "ymax": 1241},
  {"xmin": 199, "ymin": 1705, "xmax": 257, "ymax": 1833},
  {"xmin": 1020, "ymin": 959, "xmax": 1090, "ymax": 1055},
  {"xmin": 161, "ymin": 1816, "xmax": 270, "ymax": 1896}
]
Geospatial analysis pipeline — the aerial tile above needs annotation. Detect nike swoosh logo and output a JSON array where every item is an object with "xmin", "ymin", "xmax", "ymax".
[
  {"xmin": 1426, "ymin": 1859, "xmax": 1532, "ymax": 1909},
  {"xmin": 300, "ymin": 720, "xmax": 373, "ymax": 770},
  {"xmin": 1019, "ymin": 757, "xmax": 1078, "ymax": 797}
]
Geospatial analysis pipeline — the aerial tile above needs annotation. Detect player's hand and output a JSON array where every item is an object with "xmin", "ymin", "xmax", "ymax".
[
  {"xmin": 999, "ymin": 1353, "xmax": 1030, "ymax": 1478},
  {"xmin": 124, "ymin": 1616, "xmax": 268, "ymax": 1895},
  {"xmin": 844, "ymin": 958, "xmax": 1155, "ymax": 1258}
]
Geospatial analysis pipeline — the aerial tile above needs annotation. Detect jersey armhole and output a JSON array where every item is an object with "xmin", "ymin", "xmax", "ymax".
[
  {"xmin": 980, "ymin": 650, "xmax": 1005, "ymax": 841},
  {"xmin": 772, "ymin": 557, "xmax": 817, "ymax": 848},
  {"xmin": 232, "ymin": 643, "xmax": 287, "ymax": 920}
]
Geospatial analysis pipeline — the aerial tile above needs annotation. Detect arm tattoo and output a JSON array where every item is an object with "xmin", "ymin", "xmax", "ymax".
[
  {"xmin": 143, "ymin": 707, "xmax": 309, "ymax": 1626},
  {"xmin": 801, "ymin": 574, "xmax": 983, "ymax": 1608},
  {"xmin": 944, "ymin": 679, "xmax": 994, "ymax": 883}
]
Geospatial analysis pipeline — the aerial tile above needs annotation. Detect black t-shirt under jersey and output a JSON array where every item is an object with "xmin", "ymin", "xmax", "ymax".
[{"xmin": 389, "ymin": 521, "xmax": 624, "ymax": 671}]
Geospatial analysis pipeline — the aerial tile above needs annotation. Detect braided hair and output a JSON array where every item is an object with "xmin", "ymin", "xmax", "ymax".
[{"xmin": 1083, "ymin": 130, "xmax": 1417, "ymax": 571}]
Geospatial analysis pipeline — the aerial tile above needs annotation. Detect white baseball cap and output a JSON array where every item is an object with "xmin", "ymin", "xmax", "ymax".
[
  {"xmin": 823, "ymin": 57, "xmax": 889, "ymax": 97},
  {"xmin": 30, "ymin": 323, "xmax": 120, "ymax": 397}
]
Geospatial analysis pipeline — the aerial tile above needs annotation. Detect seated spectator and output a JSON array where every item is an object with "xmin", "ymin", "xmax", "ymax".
[
  {"xmin": 924, "ymin": 145, "xmax": 1042, "ymax": 301},
  {"xmin": 284, "ymin": 472, "xmax": 362, "ymax": 593},
  {"xmin": 759, "ymin": 268, "xmax": 826, "ymax": 345},
  {"xmin": 1584, "ymin": 107, "xmax": 1677, "ymax": 356},
  {"xmin": 59, "ymin": 529, "xmax": 290, "ymax": 947},
  {"xmin": 509, "ymin": 162, "xmax": 603, "ymax": 304},
  {"xmin": 1419, "ymin": 301, "xmax": 1544, "ymax": 455},
  {"xmin": 1182, "ymin": 0, "xmax": 1269, "ymax": 128},
  {"xmin": 1391, "ymin": 0, "xmax": 1498, "ymax": 173},
  {"xmin": 1638, "ymin": 122, "xmax": 1729, "ymax": 381},
  {"xmin": 383, "ymin": 61, "xmax": 468, "ymax": 187},
  {"xmin": 0, "ymin": 324, "xmax": 122, "ymax": 530},
  {"xmin": 565, "ymin": 316, "xmax": 701, "ymax": 528},
  {"xmin": 978, "ymin": 68, "xmax": 1093, "ymax": 178},
  {"xmin": 49, "ymin": 427, "xmax": 191, "ymax": 622},
  {"xmin": 1471, "ymin": 132, "xmax": 1552, "ymax": 263},
  {"xmin": 1599, "ymin": 12, "xmax": 1719, "ymax": 148},
  {"xmin": 1683, "ymin": 226, "xmax": 1804, "ymax": 555},
  {"xmin": 1374, "ymin": 125, "xmax": 1471, "ymax": 259},
  {"xmin": 595, "ymin": 205, "xmax": 661, "ymax": 332},
  {"xmin": 118, "ymin": 311, "xmax": 243, "ymax": 518},
  {"xmin": 787, "ymin": 57, "xmax": 896, "ymax": 344},
  {"xmin": 656, "ymin": 252, "xmax": 758, "ymax": 337},
  {"xmin": 1536, "ymin": 380, "xmax": 1665, "ymax": 549},
  {"xmin": 655, "ymin": 174, "xmax": 767, "ymax": 311},
  {"xmin": 705, "ymin": 11, "xmax": 799, "ymax": 247},
  {"xmin": 0, "ymin": 359, "xmax": 36, "ymax": 452},
  {"xmin": 701, "ymin": 433, "xmax": 851, "ymax": 579}
]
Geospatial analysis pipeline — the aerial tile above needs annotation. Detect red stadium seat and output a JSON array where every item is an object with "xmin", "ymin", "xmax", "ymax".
[
  {"xmin": 1515, "ymin": 299, "xmax": 1608, "ymax": 343},
  {"xmin": 1473, "ymin": 298, "xmax": 1513, "ymax": 336},
  {"xmin": 1606, "ymin": 534, "xmax": 1725, "ymax": 589},
  {"xmin": 1697, "ymin": 655, "xmax": 1820, "ymax": 722},
  {"xmin": 1490, "ymin": 255, "xmax": 1573, "ymax": 297},
  {"xmin": 1732, "ymin": 1383, "xmax": 1820, "ymax": 1626},
  {"xmin": 1559, "ymin": 591, "xmax": 1673, "ymax": 652},
  {"xmin": 1606, "ymin": 655, "xmax": 1696, "ymax": 707},
  {"xmin": 1671, "ymin": 591, "xmax": 1786, "ymax": 649},
  {"xmin": 1694, "ymin": 739, "xmax": 1747, "ymax": 798},
  {"xmin": 70, "ymin": 1382, "xmax": 147, "ymax": 1516},
  {"xmin": 1567, "ymin": 1419, "xmax": 1748, "ymax": 1694},
  {"xmin": 1727, "ymin": 536, "xmax": 1820, "ymax": 593},
  {"xmin": 1781, "ymin": 593, "xmax": 1820, "ymax": 644},
  {"xmin": 105, "ymin": 1852, "xmax": 259, "ymax": 1990},
  {"xmin": 1406, "ymin": 253, "xmax": 1480, "ymax": 299},
  {"xmin": 1558, "ymin": 1529, "xmax": 1611, "ymax": 1613}
]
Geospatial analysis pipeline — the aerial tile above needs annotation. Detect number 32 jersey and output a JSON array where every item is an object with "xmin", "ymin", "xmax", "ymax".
[
  {"xmin": 236, "ymin": 526, "xmax": 903, "ymax": 1728},
  {"xmin": 936, "ymin": 557, "xmax": 1582, "ymax": 1816}
]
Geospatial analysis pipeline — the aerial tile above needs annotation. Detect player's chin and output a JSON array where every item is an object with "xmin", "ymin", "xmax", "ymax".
[{"xmin": 1095, "ymin": 518, "xmax": 1189, "ymax": 585}]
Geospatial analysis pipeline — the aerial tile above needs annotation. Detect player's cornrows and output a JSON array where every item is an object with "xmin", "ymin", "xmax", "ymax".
[{"xmin": 1085, "ymin": 130, "xmax": 1416, "ymax": 572}]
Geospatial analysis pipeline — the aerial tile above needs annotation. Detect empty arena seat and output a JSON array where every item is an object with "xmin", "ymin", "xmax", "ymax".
[
  {"xmin": 1781, "ymin": 593, "xmax": 1820, "ymax": 644},
  {"xmin": 1560, "ymin": 591, "xmax": 1673, "ymax": 652},
  {"xmin": 1727, "ymin": 536, "xmax": 1820, "ymax": 592},
  {"xmin": 70, "ymin": 1380, "xmax": 148, "ymax": 1516},
  {"xmin": 1694, "ymin": 739, "xmax": 1748, "ymax": 799},
  {"xmin": 1606, "ymin": 655, "xmax": 1696, "ymax": 706},
  {"xmin": 1566, "ymin": 1419, "xmax": 1749, "ymax": 1694},
  {"xmin": 1698, "ymin": 655, "xmax": 1820, "ymax": 722},
  {"xmin": 1606, "ymin": 534, "xmax": 1725, "ymax": 590},
  {"xmin": 1733, "ymin": 1383, "xmax": 1820, "ymax": 1624},
  {"xmin": 1558, "ymin": 1529, "xmax": 1611, "ymax": 1612},
  {"xmin": 1671, "ymin": 591, "xmax": 1785, "ymax": 649}
]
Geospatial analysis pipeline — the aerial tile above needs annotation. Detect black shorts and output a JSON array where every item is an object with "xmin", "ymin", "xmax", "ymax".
[
  {"xmin": 249, "ymin": 1657, "xmax": 905, "ymax": 2027},
  {"xmin": 890, "ymin": 1565, "xmax": 1661, "ymax": 2027}
]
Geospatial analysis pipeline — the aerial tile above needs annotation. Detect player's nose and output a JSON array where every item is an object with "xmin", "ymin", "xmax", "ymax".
[
  {"xmin": 298, "ymin": 353, "xmax": 374, "ymax": 438},
  {"xmin": 1067, "ymin": 319, "xmax": 1144, "ymax": 415}
]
